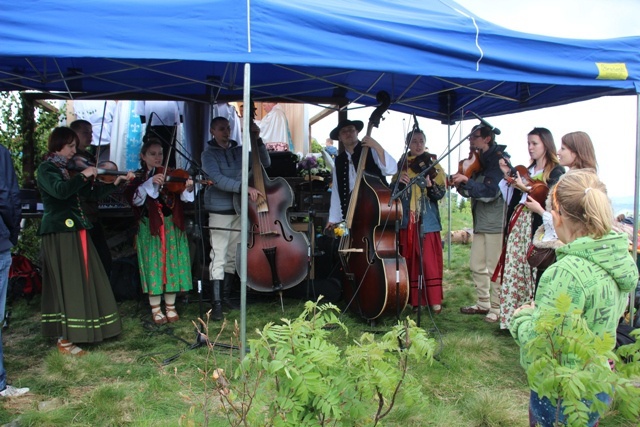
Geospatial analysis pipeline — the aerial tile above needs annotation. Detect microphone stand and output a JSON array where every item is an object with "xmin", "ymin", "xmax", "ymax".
[
  {"xmin": 302, "ymin": 159, "xmax": 329, "ymax": 302},
  {"xmin": 389, "ymin": 123, "xmax": 475, "ymax": 325},
  {"xmin": 145, "ymin": 114, "xmax": 205, "ymax": 174},
  {"xmin": 159, "ymin": 129, "xmax": 241, "ymax": 365},
  {"xmin": 158, "ymin": 215, "xmax": 242, "ymax": 366},
  {"xmin": 416, "ymin": 220, "xmax": 425, "ymax": 327},
  {"xmin": 389, "ymin": 126, "xmax": 415, "ymax": 321},
  {"xmin": 390, "ymin": 128, "xmax": 476, "ymax": 205}
]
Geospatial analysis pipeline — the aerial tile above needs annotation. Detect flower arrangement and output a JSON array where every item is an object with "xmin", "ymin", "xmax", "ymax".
[
  {"xmin": 298, "ymin": 154, "xmax": 330, "ymax": 178},
  {"xmin": 333, "ymin": 222, "xmax": 348, "ymax": 237}
]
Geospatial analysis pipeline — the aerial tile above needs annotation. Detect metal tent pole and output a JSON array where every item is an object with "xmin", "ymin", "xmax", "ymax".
[
  {"xmin": 629, "ymin": 92, "xmax": 640, "ymax": 325},
  {"xmin": 239, "ymin": 64, "xmax": 251, "ymax": 356}
]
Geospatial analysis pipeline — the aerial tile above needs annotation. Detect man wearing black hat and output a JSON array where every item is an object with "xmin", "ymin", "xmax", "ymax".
[{"xmin": 325, "ymin": 119, "xmax": 397, "ymax": 231}]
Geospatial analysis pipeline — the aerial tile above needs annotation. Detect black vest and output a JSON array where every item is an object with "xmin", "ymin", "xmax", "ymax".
[{"xmin": 334, "ymin": 143, "xmax": 387, "ymax": 219}]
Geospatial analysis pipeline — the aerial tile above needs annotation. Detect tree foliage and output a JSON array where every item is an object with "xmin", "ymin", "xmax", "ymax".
[
  {"xmin": 524, "ymin": 293, "xmax": 640, "ymax": 426},
  {"xmin": 201, "ymin": 298, "xmax": 436, "ymax": 426},
  {"xmin": 0, "ymin": 92, "xmax": 59, "ymax": 184},
  {"xmin": 0, "ymin": 92, "xmax": 61, "ymax": 260}
]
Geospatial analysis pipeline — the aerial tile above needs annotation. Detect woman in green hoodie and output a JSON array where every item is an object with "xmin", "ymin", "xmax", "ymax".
[{"xmin": 510, "ymin": 169, "xmax": 637, "ymax": 427}]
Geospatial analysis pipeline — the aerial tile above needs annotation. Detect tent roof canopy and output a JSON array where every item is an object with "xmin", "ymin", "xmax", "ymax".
[{"xmin": 1, "ymin": 0, "xmax": 638, "ymax": 122}]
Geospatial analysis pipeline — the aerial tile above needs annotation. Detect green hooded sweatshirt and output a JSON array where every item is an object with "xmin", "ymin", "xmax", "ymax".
[{"xmin": 510, "ymin": 231, "xmax": 638, "ymax": 371}]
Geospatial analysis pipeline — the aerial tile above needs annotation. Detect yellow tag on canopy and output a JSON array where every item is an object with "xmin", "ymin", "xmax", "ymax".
[
  {"xmin": 596, "ymin": 63, "xmax": 628, "ymax": 80},
  {"xmin": 65, "ymin": 219, "xmax": 74, "ymax": 228}
]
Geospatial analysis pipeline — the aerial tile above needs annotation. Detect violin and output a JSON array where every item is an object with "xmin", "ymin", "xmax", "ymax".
[
  {"xmin": 151, "ymin": 166, "xmax": 213, "ymax": 194},
  {"xmin": 67, "ymin": 155, "xmax": 132, "ymax": 184},
  {"xmin": 447, "ymin": 148, "xmax": 482, "ymax": 187},
  {"xmin": 502, "ymin": 157, "xmax": 549, "ymax": 205},
  {"xmin": 408, "ymin": 152, "xmax": 439, "ymax": 180},
  {"xmin": 457, "ymin": 148, "xmax": 482, "ymax": 178}
]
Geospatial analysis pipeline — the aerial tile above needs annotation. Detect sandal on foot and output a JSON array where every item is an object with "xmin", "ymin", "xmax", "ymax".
[
  {"xmin": 484, "ymin": 312, "xmax": 499, "ymax": 323},
  {"xmin": 57, "ymin": 339, "xmax": 87, "ymax": 356},
  {"xmin": 460, "ymin": 305, "xmax": 489, "ymax": 315},
  {"xmin": 151, "ymin": 304, "xmax": 167, "ymax": 325},
  {"xmin": 165, "ymin": 304, "xmax": 179, "ymax": 323}
]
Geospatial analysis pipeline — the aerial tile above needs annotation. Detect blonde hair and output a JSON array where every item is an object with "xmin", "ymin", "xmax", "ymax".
[{"xmin": 551, "ymin": 169, "xmax": 612, "ymax": 239}]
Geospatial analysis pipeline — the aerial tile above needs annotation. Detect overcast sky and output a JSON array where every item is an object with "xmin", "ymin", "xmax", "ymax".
[{"xmin": 310, "ymin": 0, "xmax": 640, "ymax": 201}]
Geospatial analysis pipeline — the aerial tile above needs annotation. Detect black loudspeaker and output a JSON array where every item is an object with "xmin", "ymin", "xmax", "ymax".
[
  {"xmin": 110, "ymin": 255, "xmax": 142, "ymax": 301},
  {"xmin": 264, "ymin": 151, "xmax": 298, "ymax": 178},
  {"xmin": 283, "ymin": 277, "xmax": 342, "ymax": 303},
  {"xmin": 313, "ymin": 235, "xmax": 342, "ymax": 280},
  {"xmin": 282, "ymin": 235, "xmax": 343, "ymax": 303}
]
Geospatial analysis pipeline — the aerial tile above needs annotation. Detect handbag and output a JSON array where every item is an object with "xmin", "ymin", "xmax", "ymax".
[
  {"xmin": 526, "ymin": 243, "xmax": 556, "ymax": 270},
  {"xmin": 526, "ymin": 225, "xmax": 563, "ymax": 270}
]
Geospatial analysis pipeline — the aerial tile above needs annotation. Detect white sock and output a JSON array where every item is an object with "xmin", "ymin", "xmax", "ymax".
[{"xmin": 164, "ymin": 293, "xmax": 176, "ymax": 306}]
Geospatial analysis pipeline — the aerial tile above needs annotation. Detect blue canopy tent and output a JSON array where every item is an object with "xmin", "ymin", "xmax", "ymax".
[
  {"xmin": 1, "ymin": 0, "xmax": 638, "ymax": 343},
  {"xmin": 0, "ymin": 0, "xmax": 638, "ymax": 118}
]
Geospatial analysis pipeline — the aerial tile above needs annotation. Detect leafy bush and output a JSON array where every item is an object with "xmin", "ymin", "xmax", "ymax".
[
  {"xmin": 202, "ymin": 299, "xmax": 436, "ymax": 426},
  {"xmin": 458, "ymin": 197, "xmax": 471, "ymax": 214},
  {"xmin": 310, "ymin": 138, "xmax": 323, "ymax": 153},
  {"xmin": 524, "ymin": 294, "xmax": 640, "ymax": 426}
]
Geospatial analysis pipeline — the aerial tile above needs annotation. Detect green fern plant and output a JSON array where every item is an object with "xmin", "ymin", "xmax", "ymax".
[
  {"xmin": 524, "ymin": 293, "xmax": 640, "ymax": 426},
  {"xmin": 207, "ymin": 298, "xmax": 436, "ymax": 426}
]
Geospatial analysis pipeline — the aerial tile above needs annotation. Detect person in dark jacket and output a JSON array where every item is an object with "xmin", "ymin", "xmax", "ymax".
[
  {"xmin": 450, "ymin": 124, "xmax": 507, "ymax": 323},
  {"xmin": 0, "ymin": 143, "xmax": 29, "ymax": 396}
]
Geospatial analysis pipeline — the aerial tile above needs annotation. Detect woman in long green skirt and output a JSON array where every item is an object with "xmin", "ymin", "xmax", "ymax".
[{"xmin": 37, "ymin": 127, "xmax": 134, "ymax": 355}]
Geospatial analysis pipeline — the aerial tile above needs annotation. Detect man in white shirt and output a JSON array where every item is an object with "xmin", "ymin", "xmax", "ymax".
[{"xmin": 325, "ymin": 119, "xmax": 397, "ymax": 231}]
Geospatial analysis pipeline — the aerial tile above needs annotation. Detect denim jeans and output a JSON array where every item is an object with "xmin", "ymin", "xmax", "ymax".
[
  {"xmin": 0, "ymin": 250, "xmax": 11, "ymax": 391},
  {"xmin": 529, "ymin": 390, "xmax": 609, "ymax": 427}
]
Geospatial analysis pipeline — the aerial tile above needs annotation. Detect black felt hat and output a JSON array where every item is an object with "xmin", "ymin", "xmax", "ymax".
[{"xmin": 329, "ymin": 119, "xmax": 364, "ymax": 140}]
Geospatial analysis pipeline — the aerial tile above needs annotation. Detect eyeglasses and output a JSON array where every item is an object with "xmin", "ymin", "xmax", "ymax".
[{"xmin": 468, "ymin": 134, "xmax": 482, "ymax": 140}]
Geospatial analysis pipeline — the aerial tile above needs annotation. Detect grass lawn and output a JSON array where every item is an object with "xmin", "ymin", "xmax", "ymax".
[{"xmin": 0, "ymin": 206, "xmax": 637, "ymax": 426}]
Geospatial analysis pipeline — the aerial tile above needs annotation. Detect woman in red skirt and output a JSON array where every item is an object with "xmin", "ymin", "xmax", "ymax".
[{"xmin": 392, "ymin": 129, "xmax": 446, "ymax": 314}]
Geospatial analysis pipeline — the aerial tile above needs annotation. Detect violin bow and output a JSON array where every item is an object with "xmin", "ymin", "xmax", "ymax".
[
  {"xmin": 159, "ymin": 126, "xmax": 177, "ymax": 192},
  {"xmin": 91, "ymin": 101, "xmax": 108, "ymax": 166}
]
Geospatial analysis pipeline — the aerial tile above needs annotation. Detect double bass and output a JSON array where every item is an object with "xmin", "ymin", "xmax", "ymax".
[
  {"xmin": 233, "ymin": 103, "xmax": 309, "ymax": 292},
  {"xmin": 338, "ymin": 91, "xmax": 409, "ymax": 320}
]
